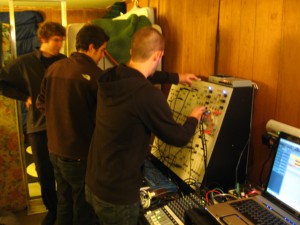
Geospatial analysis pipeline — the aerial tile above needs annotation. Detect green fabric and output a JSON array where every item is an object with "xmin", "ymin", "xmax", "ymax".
[
  {"xmin": 103, "ymin": 2, "xmax": 126, "ymax": 18},
  {"xmin": 92, "ymin": 15, "xmax": 152, "ymax": 64}
]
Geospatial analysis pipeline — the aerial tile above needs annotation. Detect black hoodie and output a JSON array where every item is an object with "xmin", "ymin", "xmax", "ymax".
[{"xmin": 86, "ymin": 64, "xmax": 198, "ymax": 204}]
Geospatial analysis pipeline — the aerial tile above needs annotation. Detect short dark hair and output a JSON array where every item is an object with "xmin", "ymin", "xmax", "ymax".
[
  {"xmin": 38, "ymin": 21, "xmax": 66, "ymax": 41},
  {"xmin": 76, "ymin": 24, "xmax": 109, "ymax": 51},
  {"xmin": 131, "ymin": 26, "xmax": 165, "ymax": 62}
]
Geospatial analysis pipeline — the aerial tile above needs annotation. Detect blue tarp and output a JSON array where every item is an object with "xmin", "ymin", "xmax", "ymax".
[{"xmin": 0, "ymin": 11, "xmax": 44, "ymax": 55}]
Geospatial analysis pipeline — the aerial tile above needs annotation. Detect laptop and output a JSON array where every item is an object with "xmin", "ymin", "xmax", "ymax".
[{"xmin": 206, "ymin": 132, "xmax": 300, "ymax": 225}]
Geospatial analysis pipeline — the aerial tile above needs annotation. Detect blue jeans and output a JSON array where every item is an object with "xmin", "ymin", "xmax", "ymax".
[
  {"xmin": 49, "ymin": 154, "xmax": 96, "ymax": 225},
  {"xmin": 85, "ymin": 185, "xmax": 140, "ymax": 225}
]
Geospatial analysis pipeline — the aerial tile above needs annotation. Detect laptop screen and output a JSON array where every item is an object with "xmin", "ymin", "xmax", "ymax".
[{"xmin": 265, "ymin": 132, "xmax": 300, "ymax": 215}]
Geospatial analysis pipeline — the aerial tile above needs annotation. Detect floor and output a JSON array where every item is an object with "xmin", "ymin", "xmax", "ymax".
[
  {"xmin": 15, "ymin": 210, "xmax": 47, "ymax": 225},
  {"xmin": 1, "ymin": 207, "xmax": 47, "ymax": 225},
  {"xmin": 25, "ymin": 146, "xmax": 41, "ymax": 198},
  {"xmin": 25, "ymin": 146, "xmax": 49, "ymax": 214},
  {"xmin": 11, "ymin": 145, "xmax": 49, "ymax": 225}
]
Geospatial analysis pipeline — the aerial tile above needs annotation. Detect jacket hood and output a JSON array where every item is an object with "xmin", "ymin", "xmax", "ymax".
[{"xmin": 98, "ymin": 64, "xmax": 149, "ymax": 106}]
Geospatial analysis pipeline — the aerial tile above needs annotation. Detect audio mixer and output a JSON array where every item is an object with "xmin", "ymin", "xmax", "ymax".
[{"xmin": 142, "ymin": 193, "xmax": 204, "ymax": 225}]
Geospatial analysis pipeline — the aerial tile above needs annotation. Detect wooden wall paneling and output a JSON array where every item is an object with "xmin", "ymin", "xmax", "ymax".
[
  {"xmin": 1, "ymin": 6, "xmax": 108, "ymax": 25},
  {"xmin": 231, "ymin": 0, "xmax": 257, "ymax": 185},
  {"xmin": 217, "ymin": 0, "xmax": 258, "ymax": 185},
  {"xmin": 236, "ymin": 0, "xmax": 257, "ymax": 79},
  {"xmin": 276, "ymin": 0, "xmax": 300, "ymax": 127},
  {"xmin": 158, "ymin": 0, "xmax": 219, "ymax": 76},
  {"xmin": 249, "ymin": 0, "xmax": 284, "ymax": 186},
  {"xmin": 127, "ymin": 0, "xmax": 159, "ymax": 8},
  {"xmin": 217, "ymin": 0, "xmax": 242, "ymax": 75},
  {"xmin": 228, "ymin": 0, "xmax": 258, "ymax": 185},
  {"xmin": 42, "ymin": 7, "xmax": 61, "ymax": 22},
  {"xmin": 217, "ymin": 0, "xmax": 285, "ymax": 185},
  {"xmin": 66, "ymin": 9, "xmax": 107, "ymax": 24},
  {"xmin": 42, "ymin": 8, "xmax": 107, "ymax": 24},
  {"xmin": 206, "ymin": 0, "xmax": 222, "ymax": 76},
  {"xmin": 157, "ymin": 0, "xmax": 185, "ymax": 73},
  {"xmin": 179, "ymin": 0, "xmax": 199, "ymax": 75},
  {"xmin": 181, "ymin": 0, "xmax": 219, "ymax": 76}
]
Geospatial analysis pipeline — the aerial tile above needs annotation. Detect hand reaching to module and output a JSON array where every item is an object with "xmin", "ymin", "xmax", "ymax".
[
  {"xmin": 178, "ymin": 73, "xmax": 201, "ymax": 86},
  {"xmin": 190, "ymin": 106, "xmax": 206, "ymax": 122}
]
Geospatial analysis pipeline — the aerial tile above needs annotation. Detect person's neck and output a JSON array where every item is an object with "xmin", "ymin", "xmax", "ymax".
[
  {"xmin": 77, "ymin": 50, "xmax": 98, "ymax": 64},
  {"xmin": 127, "ymin": 60, "xmax": 151, "ymax": 78},
  {"xmin": 39, "ymin": 46, "xmax": 54, "ymax": 58}
]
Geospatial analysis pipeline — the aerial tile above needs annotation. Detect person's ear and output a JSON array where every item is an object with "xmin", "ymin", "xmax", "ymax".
[
  {"xmin": 153, "ymin": 50, "xmax": 161, "ymax": 60},
  {"xmin": 88, "ymin": 43, "xmax": 95, "ymax": 52},
  {"xmin": 153, "ymin": 50, "xmax": 164, "ymax": 61}
]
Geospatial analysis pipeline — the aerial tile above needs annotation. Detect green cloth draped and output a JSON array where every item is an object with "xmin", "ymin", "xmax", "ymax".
[{"xmin": 92, "ymin": 15, "xmax": 152, "ymax": 64}]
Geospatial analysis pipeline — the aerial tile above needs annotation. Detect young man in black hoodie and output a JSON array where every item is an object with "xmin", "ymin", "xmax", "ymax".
[
  {"xmin": 36, "ymin": 24, "xmax": 109, "ymax": 225},
  {"xmin": 0, "ymin": 21, "xmax": 66, "ymax": 225},
  {"xmin": 85, "ymin": 26, "xmax": 206, "ymax": 225}
]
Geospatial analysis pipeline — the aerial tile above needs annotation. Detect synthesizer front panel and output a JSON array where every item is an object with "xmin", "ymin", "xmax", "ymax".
[{"xmin": 151, "ymin": 80, "xmax": 253, "ymax": 190}]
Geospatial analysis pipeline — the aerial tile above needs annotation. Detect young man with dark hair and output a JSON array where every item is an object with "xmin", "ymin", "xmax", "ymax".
[
  {"xmin": 85, "ymin": 26, "xmax": 206, "ymax": 225},
  {"xmin": 36, "ymin": 24, "xmax": 109, "ymax": 225},
  {"xmin": 0, "ymin": 21, "xmax": 66, "ymax": 225}
]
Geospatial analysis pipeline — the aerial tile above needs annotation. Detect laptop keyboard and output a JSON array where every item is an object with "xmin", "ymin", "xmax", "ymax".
[{"xmin": 230, "ymin": 199, "xmax": 286, "ymax": 225}]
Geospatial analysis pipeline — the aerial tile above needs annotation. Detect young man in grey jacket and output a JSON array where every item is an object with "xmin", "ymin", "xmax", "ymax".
[{"xmin": 0, "ymin": 21, "xmax": 66, "ymax": 225}]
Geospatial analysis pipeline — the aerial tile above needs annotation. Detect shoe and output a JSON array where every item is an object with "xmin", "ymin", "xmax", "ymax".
[{"xmin": 41, "ymin": 212, "xmax": 56, "ymax": 225}]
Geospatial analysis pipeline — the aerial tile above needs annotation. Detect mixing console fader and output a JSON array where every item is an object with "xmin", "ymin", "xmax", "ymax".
[{"xmin": 142, "ymin": 193, "xmax": 203, "ymax": 225}]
